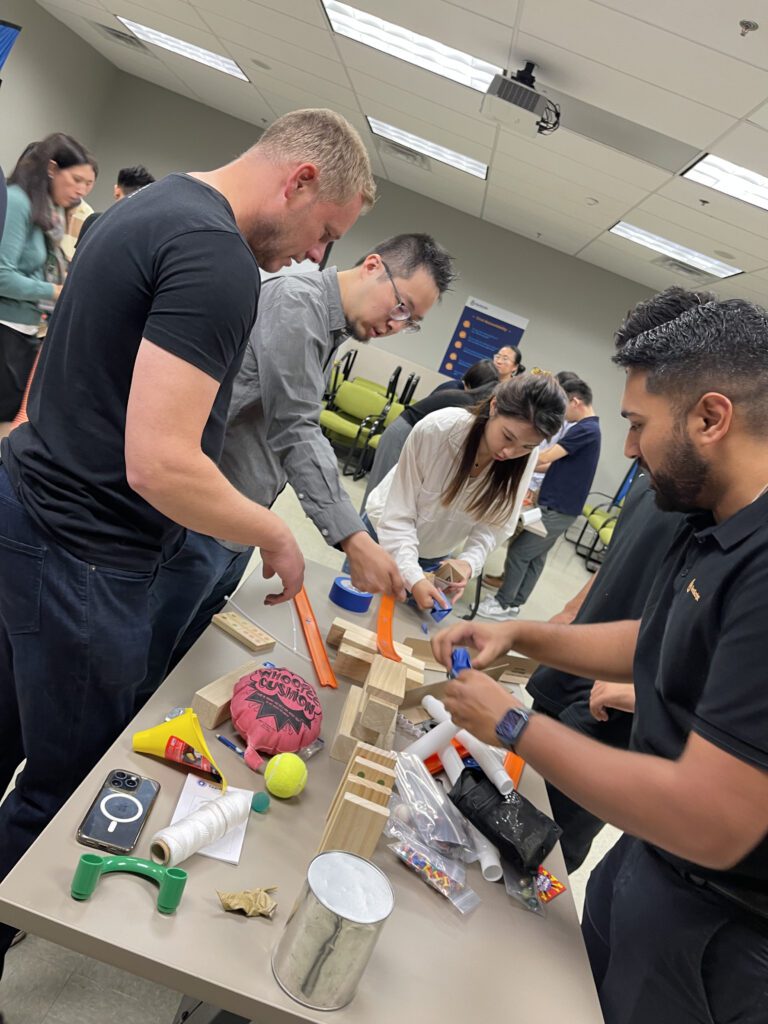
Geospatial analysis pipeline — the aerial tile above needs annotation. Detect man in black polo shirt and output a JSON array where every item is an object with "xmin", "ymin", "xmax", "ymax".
[
  {"xmin": 434, "ymin": 289, "xmax": 768, "ymax": 1024},
  {"xmin": 528, "ymin": 470, "xmax": 685, "ymax": 872},
  {"xmin": 478, "ymin": 374, "xmax": 601, "ymax": 619},
  {"xmin": 0, "ymin": 108, "xmax": 376, "ymax": 976}
]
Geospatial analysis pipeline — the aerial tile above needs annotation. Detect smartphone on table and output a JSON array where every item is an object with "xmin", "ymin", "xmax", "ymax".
[{"xmin": 76, "ymin": 769, "xmax": 160, "ymax": 855}]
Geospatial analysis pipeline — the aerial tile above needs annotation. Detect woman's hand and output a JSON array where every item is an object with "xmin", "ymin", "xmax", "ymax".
[{"xmin": 411, "ymin": 577, "xmax": 450, "ymax": 612}]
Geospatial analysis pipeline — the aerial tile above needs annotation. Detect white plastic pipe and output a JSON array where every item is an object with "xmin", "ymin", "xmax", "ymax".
[
  {"xmin": 402, "ymin": 716, "xmax": 458, "ymax": 760},
  {"xmin": 439, "ymin": 743, "xmax": 503, "ymax": 883},
  {"xmin": 422, "ymin": 696, "xmax": 513, "ymax": 797}
]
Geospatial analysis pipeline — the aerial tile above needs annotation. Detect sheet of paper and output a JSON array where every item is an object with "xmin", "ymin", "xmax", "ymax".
[{"xmin": 170, "ymin": 775, "xmax": 252, "ymax": 865}]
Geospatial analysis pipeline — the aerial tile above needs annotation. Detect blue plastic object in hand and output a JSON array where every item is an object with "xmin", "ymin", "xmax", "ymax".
[
  {"xmin": 450, "ymin": 647, "xmax": 472, "ymax": 678},
  {"xmin": 431, "ymin": 596, "xmax": 453, "ymax": 623}
]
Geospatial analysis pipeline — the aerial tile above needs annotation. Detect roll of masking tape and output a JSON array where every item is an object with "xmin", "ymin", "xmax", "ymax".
[{"xmin": 329, "ymin": 576, "xmax": 373, "ymax": 613}]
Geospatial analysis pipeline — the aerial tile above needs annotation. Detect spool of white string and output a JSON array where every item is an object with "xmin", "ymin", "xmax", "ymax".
[{"xmin": 150, "ymin": 790, "xmax": 251, "ymax": 867}]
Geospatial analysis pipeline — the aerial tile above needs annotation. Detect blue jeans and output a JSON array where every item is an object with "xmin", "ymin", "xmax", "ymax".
[
  {"xmin": 0, "ymin": 465, "xmax": 154, "ymax": 975},
  {"xmin": 135, "ymin": 532, "xmax": 252, "ymax": 712}
]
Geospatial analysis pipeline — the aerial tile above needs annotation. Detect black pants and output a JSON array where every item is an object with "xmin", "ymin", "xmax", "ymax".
[
  {"xmin": 583, "ymin": 835, "xmax": 768, "ymax": 1024},
  {"xmin": 0, "ymin": 323, "xmax": 38, "ymax": 421}
]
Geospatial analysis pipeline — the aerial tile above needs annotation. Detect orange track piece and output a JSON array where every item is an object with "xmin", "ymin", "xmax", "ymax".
[
  {"xmin": 293, "ymin": 586, "xmax": 337, "ymax": 688},
  {"xmin": 375, "ymin": 594, "xmax": 401, "ymax": 662},
  {"xmin": 503, "ymin": 751, "xmax": 525, "ymax": 788}
]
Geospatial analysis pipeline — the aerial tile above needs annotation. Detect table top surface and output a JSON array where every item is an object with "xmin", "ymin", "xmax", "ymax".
[{"xmin": 0, "ymin": 563, "xmax": 603, "ymax": 1023}]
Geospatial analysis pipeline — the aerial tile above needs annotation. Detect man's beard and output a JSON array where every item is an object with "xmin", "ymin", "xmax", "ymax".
[
  {"xmin": 242, "ymin": 216, "xmax": 286, "ymax": 268},
  {"xmin": 648, "ymin": 429, "xmax": 709, "ymax": 513},
  {"xmin": 344, "ymin": 318, "xmax": 370, "ymax": 343}
]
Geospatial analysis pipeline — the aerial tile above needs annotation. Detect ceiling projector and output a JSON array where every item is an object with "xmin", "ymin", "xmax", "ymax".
[{"xmin": 481, "ymin": 62, "xmax": 560, "ymax": 136}]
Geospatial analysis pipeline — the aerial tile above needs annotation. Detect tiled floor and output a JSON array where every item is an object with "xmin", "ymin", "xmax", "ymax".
[{"xmin": 0, "ymin": 470, "xmax": 618, "ymax": 1022}]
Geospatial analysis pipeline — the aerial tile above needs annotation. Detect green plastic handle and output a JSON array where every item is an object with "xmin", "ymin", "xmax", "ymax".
[{"xmin": 71, "ymin": 853, "xmax": 187, "ymax": 914}]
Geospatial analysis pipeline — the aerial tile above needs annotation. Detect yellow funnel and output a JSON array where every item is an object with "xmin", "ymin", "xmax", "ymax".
[{"xmin": 132, "ymin": 708, "xmax": 227, "ymax": 791}]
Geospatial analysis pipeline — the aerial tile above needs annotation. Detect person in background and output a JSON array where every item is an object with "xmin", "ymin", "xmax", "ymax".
[
  {"xmin": 434, "ymin": 289, "xmax": 768, "ymax": 1024},
  {"xmin": 362, "ymin": 358, "xmax": 499, "ymax": 505},
  {"xmin": 493, "ymin": 344, "xmax": 524, "ymax": 383},
  {"xmin": 0, "ymin": 132, "xmax": 90, "ymax": 423},
  {"xmin": 138, "ymin": 233, "xmax": 454, "ymax": 703},
  {"xmin": 60, "ymin": 153, "xmax": 97, "ymax": 262},
  {"xmin": 0, "ymin": 107, "xmax": 375, "ymax": 977},
  {"xmin": 478, "ymin": 374, "xmax": 600, "ymax": 619},
  {"xmin": 365, "ymin": 374, "xmax": 566, "ymax": 612},
  {"xmin": 76, "ymin": 164, "xmax": 156, "ymax": 247}
]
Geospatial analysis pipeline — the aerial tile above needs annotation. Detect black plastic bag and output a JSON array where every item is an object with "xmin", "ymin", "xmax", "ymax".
[{"xmin": 448, "ymin": 768, "xmax": 562, "ymax": 873}]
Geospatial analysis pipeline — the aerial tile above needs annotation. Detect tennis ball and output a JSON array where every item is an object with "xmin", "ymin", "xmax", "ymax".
[{"xmin": 264, "ymin": 752, "xmax": 307, "ymax": 799}]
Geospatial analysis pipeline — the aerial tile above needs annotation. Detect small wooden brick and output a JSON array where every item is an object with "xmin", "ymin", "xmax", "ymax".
[
  {"xmin": 330, "ymin": 685, "xmax": 365, "ymax": 762},
  {"xmin": 326, "ymin": 756, "xmax": 395, "ymax": 823},
  {"xmin": 326, "ymin": 617, "xmax": 413, "ymax": 660},
  {"xmin": 317, "ymin": 792, "xmax": 391, "ymax": 859},
  {"xmin": 358, "ymin": 692, "xmax": 398, "ymax": 734},
  {"xmin": 192, "ymin": 660, "xmax": 256, "ymax": 729},
  {"xmin": 334, "ymin": 640, "xmax": 424, "ymax": 687},
  {"xmin": 212, "ymin": 612, "xmax": 276, "ymax": 653},
  {"xmin": 364, "ymin": 655, "xmax": 406, "ymax": 706}
]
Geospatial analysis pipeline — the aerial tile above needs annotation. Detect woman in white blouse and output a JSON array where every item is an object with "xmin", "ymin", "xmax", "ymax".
[{"xmin": 364, "ymin": 373, "xmax": 566, "ymax": 612}]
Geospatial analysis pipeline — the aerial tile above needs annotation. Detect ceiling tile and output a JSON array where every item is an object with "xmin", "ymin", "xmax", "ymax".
[
  {"xmin": 484, "ymin": 191, "xmax": 602, "ymax": 253},
  {"xmin": 348, "ymin": 72, "xmax": 497, "ymax": 147},
  {"xmin": 335, "ymin": 37, "xmax": 485, "ymax": 118},
  {"xmin": 334, "ymin": 0, "xmax": 514, "ymax": 69},
  {"xmin": 440, "ymin": 0, "xmax": 521, "ymax": 29},
  {"xmin": 491, "ymin": 143, "xmax": 648, "ymax": 205},
  {"xmin": 361, "ymin": 100, "xmax": 492, "ymax": 162},
  {"xmin": 117, "ymin": 0, "xmax": 210, "ymax": 31},
  {"xmin": 646, "ymin": 183, "xmax": 768, "ymax": 262},
  {"xmin": 103, "ymin": 0, "xmax": 217, "ymax": 48},
  {"xmin": 192, "ymin": 0, "xmax": 338, "ymax": 59},
  {"xmin": 520, "ymin": 0, "xmax": 768, "ymax": 117},
  {"xmin": 381, "ymin": 159, "xmax": 486, "ymax": 217},
  {"xmin": 496, "ymin": 127, "xmax": 671, "ymax": 190},
  {"xmin": 594, "ymin": 1, "xmax": 768, "ymax": 72},
  {"xmin": 487, "ymin": 179, "xmax": 621, "ymax": 230},
  {"xmin": 514, "ymin": 34, "xmax": 735, "ymax": 148},
  {"xmin": 204, "ymin": 17, "xmax": 349, "ymax": 87},
  {"xmin": 225, "ymin": 45, "xmax": 359, "ymax": 108},
  {"xmin": 712, "ymin": 121, "xmax": 768, "ymax": 180},
  {"xmin": 151, "ymin": 49, "xmax": 276, "ymax": 126},
  {"xmin": 578, "ymin": 237, "xmax": 701, "ymax": 291},
  {"xmin": 709, "ymin": 273, "xmax": 768, "ymax": 305},
  {"xmin": 38, "ymin": 0, "xmax": 108, "ymax": 17},
  {"xmin": 191, "ymin": 0, "xmax": 328, "ymax": 29}
]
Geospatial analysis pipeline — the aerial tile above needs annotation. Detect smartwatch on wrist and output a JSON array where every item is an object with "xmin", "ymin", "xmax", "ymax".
[{"xmin": 495, "ymin": 706, "xmax": 532, "ymax": 751}]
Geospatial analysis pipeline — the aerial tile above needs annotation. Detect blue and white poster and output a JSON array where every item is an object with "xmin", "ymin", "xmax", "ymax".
[{"xmin": 440, "ymin": 296, "xmax": 528, "ymax": 380}]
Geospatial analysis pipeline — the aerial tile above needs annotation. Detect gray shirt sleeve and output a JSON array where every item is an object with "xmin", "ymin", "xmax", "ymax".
[{"xmin": 253, "ymin": 287, "xmax": 365, "ymax": 547}]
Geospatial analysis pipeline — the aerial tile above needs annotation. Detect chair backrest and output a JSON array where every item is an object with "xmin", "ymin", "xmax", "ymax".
[
  {"xmin": 386, "ymin": 366, "xmax": 402, "ymax": 400},
  {"xmin": 382, "ymin": 401, "xmax": 405, "ymax": 427},
  {"xmin": 400, "ymin": 373, "xmax": 420, "ymax": 406},
  {"xmin": 352, "ymin": 376, "xmax": 388, "ymax": 396},
  {"xmin": 332, "ymin": 381, "xmax": 389, "ymax": 421}
]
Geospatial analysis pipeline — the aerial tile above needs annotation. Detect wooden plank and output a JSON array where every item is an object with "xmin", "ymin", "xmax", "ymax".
[
  {"xmin": 358, "ymin": 692, "xmax": 398, "ymax": 734},
  {"xmin": 401, "ymin": 676, "xmax": 451, "ymax": 709},
  {"xmin": 326, "ymin": 617, "xmax": 413, "ymax": 659},
  {"xmin": 317, "ymin": 793, "xmax": 390, "ymax": 858},
  {"xmin": 403, "ymin": 637, "xmax": 444, "ymax": 673},
  {"xmin": 326, "ymin": 757, "xmax": 395, "ymax": 823},
  {"xmin": 192, "ymin": 660, "xmax": 256, "ymax": 729},
  {"xmin": 334, "ymin": 641, "xmax": 423, "ymax": 687},
  {"xmin": 364, "ymin": 655, "xmax": 406, "ymax": 705},
  {"xmin": 212, "ymin": 612, "xmax": 276, "ymax": 653},
  {"xmin": 329, "ymin": 685, "xmax": 364, "ymax": 762}
]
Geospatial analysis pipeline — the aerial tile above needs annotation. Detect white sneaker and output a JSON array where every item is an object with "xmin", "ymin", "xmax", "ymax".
[{"xmin": 477, "ymin": 596, "xmax": 519, "ymax": 620}]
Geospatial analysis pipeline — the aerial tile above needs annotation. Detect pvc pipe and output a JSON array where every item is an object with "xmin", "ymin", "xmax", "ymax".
[
  {"xmin": 402, "ymin": 717, "xmax": 458, "ymax": 760},
  {"xmin": 422, "ymin": 696, "xmax": 513, "ymax": 797}
]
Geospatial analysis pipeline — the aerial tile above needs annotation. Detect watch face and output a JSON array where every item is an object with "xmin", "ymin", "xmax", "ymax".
[{"xmin": 496, "ymin": 707, "xmax": 528, "ymax": 748}]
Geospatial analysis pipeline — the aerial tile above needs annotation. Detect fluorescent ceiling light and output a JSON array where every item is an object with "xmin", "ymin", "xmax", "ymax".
[
  {"xmin": 323, "ymin": 0, "xmax": 499, "ymax": 91},
  {"xmin": 368, "ymin": 117, "xmax": 488, "ymax": 179},
  {"xmin": 683, "ymin": 153, "xmax": 768, "ymax": 213},
  {"xmin": 610, "ymin": 221, "xmax": 742, "ymax": 279},
  {"xmin": 117, "ymin": 17, "xmax": 249, "ymax": 81}
]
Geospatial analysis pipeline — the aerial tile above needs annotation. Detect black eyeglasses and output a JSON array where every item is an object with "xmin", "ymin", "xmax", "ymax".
[{"xmin": 380, "ymin": 259, "xmax": 421, "ymax": 334}]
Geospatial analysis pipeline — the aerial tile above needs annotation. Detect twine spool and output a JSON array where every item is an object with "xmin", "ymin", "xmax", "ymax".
[{"xmin": 150, "ymin": 790, "xmax": 251, "ymax": 867}]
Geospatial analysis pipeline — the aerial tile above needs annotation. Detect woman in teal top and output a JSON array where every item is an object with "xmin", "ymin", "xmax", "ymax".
[{"xmin": 0, "ymin": 133, "xmax": 91, "ymax": 421}]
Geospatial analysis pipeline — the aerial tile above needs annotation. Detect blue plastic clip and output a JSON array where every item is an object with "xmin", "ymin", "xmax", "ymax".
[
  {"xmin": 431, "ymin": 596, "xmax": 453, "ymax": 623},
  {"xmin": 449, "ymin": 647, "xmax": 472, "ymax": 678}
]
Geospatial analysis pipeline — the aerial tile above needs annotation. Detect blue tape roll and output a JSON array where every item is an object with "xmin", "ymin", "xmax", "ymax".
[
  {"xmin": 329, "ymin": 575, "xmax": 373, "ymax": 613},
  {"xmin": 450, "ymin": 647, "xmax": 472, "ymax": 677}
]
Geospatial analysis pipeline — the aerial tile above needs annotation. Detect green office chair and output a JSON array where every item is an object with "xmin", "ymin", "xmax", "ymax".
[{"xmin": 319, "ymin": 381, "xmax": 389, "ymax": 475}]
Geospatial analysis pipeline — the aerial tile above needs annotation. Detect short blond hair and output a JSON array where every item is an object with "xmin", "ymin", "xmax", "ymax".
[{"xmin": 255, "ymin": 108, "xmax": 376, "ymax": 211}]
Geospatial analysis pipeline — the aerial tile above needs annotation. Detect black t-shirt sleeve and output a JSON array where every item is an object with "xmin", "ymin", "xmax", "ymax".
[
  {"xmin": 693, "ymin": 560, "xmax": 768, "ymax": 770},
  {"xmin": 143, "ymin": 230, "xmax": 258, "ymax": 383}
]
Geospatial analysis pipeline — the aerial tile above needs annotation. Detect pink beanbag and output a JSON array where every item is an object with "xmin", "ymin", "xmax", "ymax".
[{"xmin": 230, "ymin": 666, "xmax": 322, "ymax": 771}]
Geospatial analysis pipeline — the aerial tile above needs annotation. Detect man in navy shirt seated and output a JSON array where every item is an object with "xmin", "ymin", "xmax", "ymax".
[{"xmin": 479, "ymin": 374, "xmax": 601, "ymax": 619}]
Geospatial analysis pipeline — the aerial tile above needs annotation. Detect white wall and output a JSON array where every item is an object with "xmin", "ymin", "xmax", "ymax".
[
  {"xmin": 2, "ymin": 2, "xmax": 654, "ymax": 495},
  {"xmin": 0, "ymin": 0, "xmax": 116, "ymax": 173}
]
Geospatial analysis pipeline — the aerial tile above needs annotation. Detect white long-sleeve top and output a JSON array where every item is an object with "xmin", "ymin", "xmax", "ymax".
[{"xmin": 365, "ymin": 408, "xmax": 538, "ymax": 590}]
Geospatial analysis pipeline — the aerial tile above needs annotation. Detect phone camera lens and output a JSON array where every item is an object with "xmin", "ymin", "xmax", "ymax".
[
  {"xmin": 112, "ymin": 778, "xmax": 123, "ymax": 788},
  {"xmin": 124, "ymin": 777, "xmax": 138, "ymax": 789},
  {"xmin": 114, "ymin": 771, "xmax": 127, "ymax": 780}
]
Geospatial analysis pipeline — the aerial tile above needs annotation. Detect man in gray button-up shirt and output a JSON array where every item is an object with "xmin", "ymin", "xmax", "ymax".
[{"xmin": 138, "ymin": 233, "xmax": 455, "ymax": 702}]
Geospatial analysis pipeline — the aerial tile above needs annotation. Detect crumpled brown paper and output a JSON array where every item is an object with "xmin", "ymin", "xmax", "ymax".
[{"xmin": 217, "ymin": 886, "xmax": 278, "ymax": 918}]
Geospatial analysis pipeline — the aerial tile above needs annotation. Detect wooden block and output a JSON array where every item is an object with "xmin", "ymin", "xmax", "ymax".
[
  {"xmin": 359, "ymin": 692, "xmax": 398, "ymax": 734},
  {"xmin": 403, "ymin": 637, "xmax": 444, "ymax": 673},
  {"xmin": 348, "ymin": 742, "xmax": 397, "ymax": 770},
  {"xmin": 192, "ymin": 660, "xmax": 256, "ymax": 729},
  {"xmin": 326, "ymin": 617, "xmax": 413, "ymax": 660},
  {"xmin": 399, "ymin": 705, "xmax": 431, "ymax": 726},
  {"xmin": 334, "ymin": 640, "xmax": 424, "ymax": 688},
  {"xmin": 434, "ymin": 559, "xmax": 465, "ymax": 585},
  {"xmin": 212, "ymin": 612, "xmax": 276, "ymax": 653},
  {"xmin": 401, "ymin": 676, "xmax": 451, "ymax": 709},
  {"xmin": 364, "ymin": 655, "xmax": 406, "ymax": 705},
  {"xmin": 317, "ymin": 792, "xmax": 390, "ymax": 858},
  {"xmin": 329, "ymin": 685, "xmax": 364, "ymax": 762},
  {"xmin": 326, "ymin": 751, "xmax": 396, "ymax": 824}
]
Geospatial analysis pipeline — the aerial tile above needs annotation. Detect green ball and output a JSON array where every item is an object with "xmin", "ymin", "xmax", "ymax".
[{"xmin": 264, "ymin": 753, "xmax": 308, "ymax": 799}]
